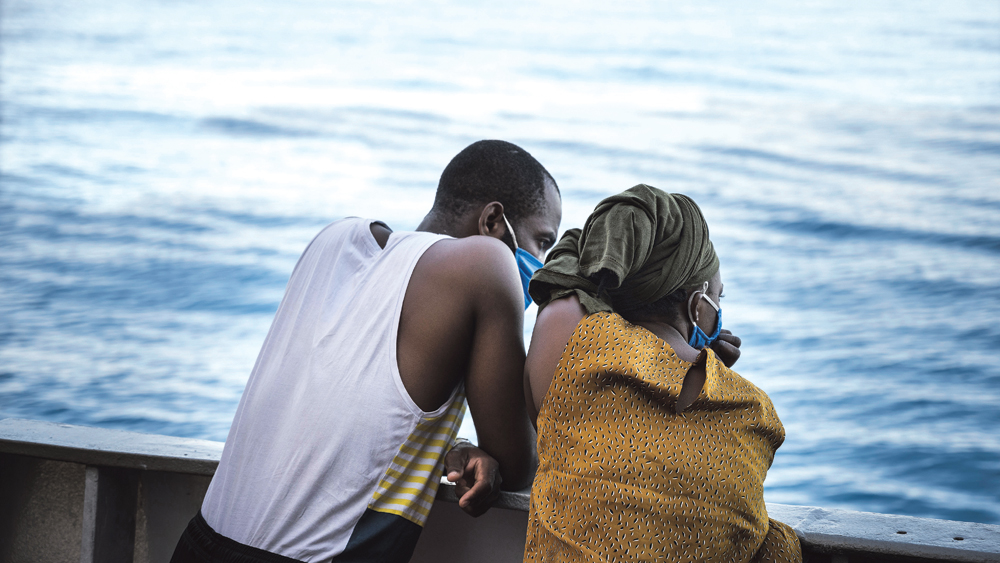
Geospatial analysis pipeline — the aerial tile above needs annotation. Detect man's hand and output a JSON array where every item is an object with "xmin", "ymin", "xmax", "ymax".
[
  {"xmin": 443, "ymin": 443, "xmax": 502, "ymax": 517},
  {"xmin": 711, "ymin": 329, "xmax": 742, "ymax": 368}
]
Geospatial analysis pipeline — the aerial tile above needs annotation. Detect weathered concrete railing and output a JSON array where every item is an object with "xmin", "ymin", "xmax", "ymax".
[{"xmin": 1, "ymin": 418, "xmax": 998, "ymax": 563}]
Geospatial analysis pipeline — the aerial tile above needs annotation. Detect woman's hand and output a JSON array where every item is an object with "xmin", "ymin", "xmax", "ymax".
[{"xmin": 711, "ymin": 329, "xmax": 742, "ymax": 367}]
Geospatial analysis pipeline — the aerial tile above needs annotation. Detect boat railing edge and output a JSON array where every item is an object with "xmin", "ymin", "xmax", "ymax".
[{"xmin": 2, "ymin": 418, "xmax": 998, "ymax": 563}]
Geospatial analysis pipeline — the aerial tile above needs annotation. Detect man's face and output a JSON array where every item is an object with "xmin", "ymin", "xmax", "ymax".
[{"xmin": 513, "ymin": 178, "xmax": 562, "ymax": 261}]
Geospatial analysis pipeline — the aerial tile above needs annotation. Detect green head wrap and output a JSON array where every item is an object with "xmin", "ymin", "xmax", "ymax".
[{"xmin": 528, "ymin": 184, "xmax": 719, "ymax": 314}]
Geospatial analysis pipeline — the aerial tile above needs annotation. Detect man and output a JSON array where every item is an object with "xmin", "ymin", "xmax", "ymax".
[{"xmin": 170, "ymin": 140, "xmax": 562, "ymax": 563}]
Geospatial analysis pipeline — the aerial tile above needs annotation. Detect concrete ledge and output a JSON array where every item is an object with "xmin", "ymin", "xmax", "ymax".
[
  {"xmin": 0, "ymin": 419, "xmax": 221, "ymax": 476},
  {"xmin": 435, "ymin": 485, "xmax": 1000, "ymax": 561},
  {"xmin": 435, "ymin": 480, "xmax": 532, "ymax": 512},
  {"xmin": 3, "ymin": 418, "xmax": 999, "ymax": 562},
  {"xmin": 769, "ymin": 504, "xmax": 1000, "ymax": 562}
]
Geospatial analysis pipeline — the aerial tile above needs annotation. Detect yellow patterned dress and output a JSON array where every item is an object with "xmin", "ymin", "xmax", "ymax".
[{"xmin": 525, "ymin": 312, "xmax": 801, "ymax": 563}]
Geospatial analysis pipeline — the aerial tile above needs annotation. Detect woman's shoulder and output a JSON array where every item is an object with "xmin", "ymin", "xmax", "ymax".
[
  {"xmin": 703, "ymin": 350, "xmax": 770, "ymax": 401},
  {"xmin": 701, "ymin": 351, "xmax": 785, "ymax": 436},
  {"xmin": 568, "ymin": 308, "xmax": 649, "ymax": 343}
]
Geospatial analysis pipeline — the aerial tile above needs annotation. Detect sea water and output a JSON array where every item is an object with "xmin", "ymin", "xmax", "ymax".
[{"xmin": 1, "ymin": 0, "xmax": 998, "ymax": 524}]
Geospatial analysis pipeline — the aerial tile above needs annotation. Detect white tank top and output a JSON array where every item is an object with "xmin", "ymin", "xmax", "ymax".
[{"xmin": 201, "ymin": 218, "xmax": 466, "ymax": 561}]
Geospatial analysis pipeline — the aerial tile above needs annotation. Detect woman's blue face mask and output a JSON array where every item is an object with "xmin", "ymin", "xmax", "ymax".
[
  {"xmin": 503, "ymin": 215, "xmax": 544, "ymax": 309},
  {"xmin": 688, "ymin": 282, "xmax": 722, "ymax": 349}
]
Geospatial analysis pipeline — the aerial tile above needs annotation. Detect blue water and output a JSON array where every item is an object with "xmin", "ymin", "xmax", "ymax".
[{"xmin": 2, "ymin": 0, "xmax": 998, "ymax": 524}]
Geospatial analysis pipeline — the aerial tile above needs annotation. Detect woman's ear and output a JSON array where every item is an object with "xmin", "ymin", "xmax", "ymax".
[
  {"xmin": 477, "ymin": 201, "xmax": 507, "ymax": 240},
  {"xmin": 686, "ymin": 289, "xmax": 701, "ymax": 324}
]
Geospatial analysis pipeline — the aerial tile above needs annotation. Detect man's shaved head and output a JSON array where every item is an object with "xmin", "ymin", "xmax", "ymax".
[{"xmin": 432, "ymin": 140, "xmax": 558, "ymax": 224}]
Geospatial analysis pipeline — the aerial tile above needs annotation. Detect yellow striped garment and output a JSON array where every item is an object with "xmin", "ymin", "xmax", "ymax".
[{"xmin": 369, "ymin": 387, "xmax": 468, "ymax": 525}]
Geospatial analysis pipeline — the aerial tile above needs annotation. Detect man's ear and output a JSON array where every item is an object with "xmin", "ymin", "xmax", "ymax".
[{"xmin": 477, "ymin": 201, "xmax": 507, "ymax": 240}]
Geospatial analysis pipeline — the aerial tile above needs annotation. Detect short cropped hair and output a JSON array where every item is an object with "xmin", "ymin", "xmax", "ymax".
[{"xmin": 432, "ymin": 140, "xmax": 558, "ymax": 222}]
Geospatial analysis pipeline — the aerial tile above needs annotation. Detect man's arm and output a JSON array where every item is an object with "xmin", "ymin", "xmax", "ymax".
[
  {"xmin": 397, "ymin": 235, "xmax": 535, "ymax": 511},
  {"xmin": 460, "ymin": 237, "xmax": 536, "ymax": 492}
]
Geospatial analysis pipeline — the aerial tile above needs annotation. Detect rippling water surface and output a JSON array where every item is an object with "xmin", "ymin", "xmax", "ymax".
[{"xmin": 2, "ymin": 0, "xmax": 998, "ymax": 524}]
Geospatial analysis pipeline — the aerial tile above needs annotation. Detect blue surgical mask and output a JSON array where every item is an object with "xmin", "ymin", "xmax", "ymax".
[
  {"xmin": 687, "ymin": 282, "xmax": 722, "ymax": 349},
  {"xmin": 503, "ymin": 214, "xmax": 544, "ymax": 309},
  {"xmin": 515, "ymin": 248, "xmax": 544, "ymax": 309}
]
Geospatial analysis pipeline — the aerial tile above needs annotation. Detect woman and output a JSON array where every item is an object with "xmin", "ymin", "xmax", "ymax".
[{"xmin": 523, "ymin": 185, "xmax": 801, "ymax": 563}]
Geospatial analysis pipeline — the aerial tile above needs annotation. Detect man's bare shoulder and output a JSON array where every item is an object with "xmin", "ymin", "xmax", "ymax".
[
  {"xmin": 422, "ymin": 235, "xmax": 518, "ymax": 280},
  {"xmin": 407, "ymin": 235, "xmax": 521, "ymax": 311}
]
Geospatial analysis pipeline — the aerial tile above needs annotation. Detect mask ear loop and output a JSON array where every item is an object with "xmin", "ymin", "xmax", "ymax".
[
  {"xmin": 686, "ymin": 282, "xmax": 704, "ymax": 339},
  {"xmin": 686, "ymin": 281, "xmax": 709, "ymax": 323},
  {"xmin": 501, "ymin": 213, "xmax": 519, "ymax": 251},
  {"xmin": 687, "ymin": 280, "xmax": 722, "ymax": 338}
]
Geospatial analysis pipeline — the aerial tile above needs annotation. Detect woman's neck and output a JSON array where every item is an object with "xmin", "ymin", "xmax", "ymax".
[{"xmin": 633, "ymin": 319, "xmax": 701, "ymax": 363}]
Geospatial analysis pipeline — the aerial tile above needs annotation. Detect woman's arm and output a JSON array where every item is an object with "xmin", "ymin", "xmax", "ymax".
[{"xmin": 524, "ymin": 294, "xmax": 588, "ymax": 427}]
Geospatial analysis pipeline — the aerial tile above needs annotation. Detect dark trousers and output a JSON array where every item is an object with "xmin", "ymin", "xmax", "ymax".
[
  {"xmin": 170, "ymin": 509, "xmax": 422, "ymax": 563},
  {"xmin": 169, "ymin": 511, "xmax": 304, "ymax": 563}
]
